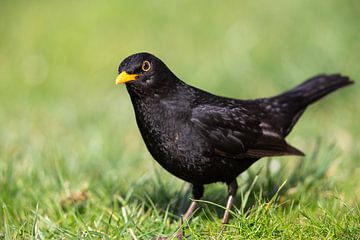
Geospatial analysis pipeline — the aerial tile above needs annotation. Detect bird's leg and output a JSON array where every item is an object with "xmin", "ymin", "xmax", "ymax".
[
  {"xmin": 221, "ymin": 180, "xmax": 238, "ymax": 225},
  {"xmin": 176, "ymin": 185, "xmax": 204, "ymax": 239},
  {"xmin": 217, "ymin": 180, "xmax": 238, "ymax": 238},
  {"xmin": 182, "ymin": 185, "xmax": 204, "ymax": 221},
  {"xmin": 182, "ymin": 200, "xmax": 198, "ymax": 221}
]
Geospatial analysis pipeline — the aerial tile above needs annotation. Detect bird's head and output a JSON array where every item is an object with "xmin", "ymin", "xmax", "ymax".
[{"xmin": 116, "ymin": 53, "xmax": 178, "ymax": 96}]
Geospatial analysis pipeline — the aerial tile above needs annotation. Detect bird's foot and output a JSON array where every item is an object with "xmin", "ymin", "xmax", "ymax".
[
  {"xmin": 155, "ymin": 218, "xmax": 185, "ymax": 240},
  {"xmin": 217, "ymin": 224, "xmax": 227, "ymax": 238},
  {"xmin": 155, "ymin": 230, "xmax": 184, "ymax": 240},
  {"xmin": 175, "ymin": 217, "xmax": 185, "ymax": 239},
  {"xmin": 175, "ymin": 228, "xmax": 184, "ymax": 239}
]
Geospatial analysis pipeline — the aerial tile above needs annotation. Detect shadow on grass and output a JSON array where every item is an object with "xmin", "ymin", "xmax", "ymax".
[{"xmin": 119, "ymin": 139, "xmax": 338, "ymax": 221}]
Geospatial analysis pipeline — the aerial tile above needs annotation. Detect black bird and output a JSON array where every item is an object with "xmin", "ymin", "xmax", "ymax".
[{"xmin": 115, "ymin": 52, "xmax": 353, "ymax": 227}]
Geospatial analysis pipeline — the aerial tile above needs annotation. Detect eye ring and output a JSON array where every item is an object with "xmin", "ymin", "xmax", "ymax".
[{"xmin": 142, "ymin": 60, "xmax": 151, "ymax": 72}]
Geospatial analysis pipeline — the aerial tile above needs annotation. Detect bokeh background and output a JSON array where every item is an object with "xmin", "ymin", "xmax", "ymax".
[{"xmin": 0, "ymin": 0, "xmax": 359, "ymax": 238}]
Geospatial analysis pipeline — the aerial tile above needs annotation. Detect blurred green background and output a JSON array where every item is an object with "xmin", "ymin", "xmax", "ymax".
[{"xmin": 0, "ymin": 0, "xmax": 359, "ymax": 238}]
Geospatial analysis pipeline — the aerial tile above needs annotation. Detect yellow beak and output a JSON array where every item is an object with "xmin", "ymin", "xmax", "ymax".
[{"xmin": 115, "ymin": 71, "xmax": 139, "ymax": 84}]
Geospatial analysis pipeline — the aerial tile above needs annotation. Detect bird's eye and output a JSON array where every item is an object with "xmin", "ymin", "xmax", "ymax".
[{"xmin": 142, "ymin": 60, "xmax": 151, "ymax": 72}]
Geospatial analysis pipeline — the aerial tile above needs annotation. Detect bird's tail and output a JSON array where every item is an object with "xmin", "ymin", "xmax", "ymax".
[
  {"xmin": 281, "ymin": 74, "xmax": 353, "ymax": 107},
  {"xmin": 265, "ymin": 74, "xmax": 353, "ymax": 136}
]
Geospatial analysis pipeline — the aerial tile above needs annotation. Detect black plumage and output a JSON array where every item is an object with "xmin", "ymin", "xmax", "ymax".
[{"xmin": 115, "ymin": 52, "xmax": 353, "ymax": 227}]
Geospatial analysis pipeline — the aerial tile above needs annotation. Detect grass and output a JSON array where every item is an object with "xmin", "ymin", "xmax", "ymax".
[{"xmin": 0, "ymin": 0, "xmax": 359, "ymax": 239}]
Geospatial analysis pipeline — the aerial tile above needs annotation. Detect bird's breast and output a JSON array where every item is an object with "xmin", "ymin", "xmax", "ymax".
[{"xmin": 132, "ymin": 100, "xmax": 207, "ymax": 169}]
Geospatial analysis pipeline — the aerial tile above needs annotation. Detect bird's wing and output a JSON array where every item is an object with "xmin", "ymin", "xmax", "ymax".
[{"xmin": 190, "ymin": 105, "xmax": 304, "ymax": 159}]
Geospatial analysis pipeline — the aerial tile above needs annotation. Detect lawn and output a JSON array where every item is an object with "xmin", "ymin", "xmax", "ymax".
[{"xmin": 0, "ymin": 1, "xmax": 359, "ymax": 239}]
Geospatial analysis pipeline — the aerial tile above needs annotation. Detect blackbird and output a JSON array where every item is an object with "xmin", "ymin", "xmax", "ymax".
[{"xmin": 115, "ymin": 52, "xmax": 353, "ymax": 227}]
